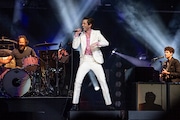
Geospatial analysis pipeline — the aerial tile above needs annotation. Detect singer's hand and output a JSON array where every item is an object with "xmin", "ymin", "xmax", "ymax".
[
  {"xmin": 90, "ymin": 42, "xmax": 99, "ymax": 50},
  {"xmin": 74, "ymin": 28, "xmax": 82, "ymax": 37}
]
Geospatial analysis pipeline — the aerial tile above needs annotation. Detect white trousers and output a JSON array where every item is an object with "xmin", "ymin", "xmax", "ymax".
[{"xmin": 72, "ymin": 55, "xmax": 112, "ymax": 105}]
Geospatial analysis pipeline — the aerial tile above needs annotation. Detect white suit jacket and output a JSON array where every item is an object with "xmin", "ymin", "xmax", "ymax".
[{"xmin": 72, "ymin": 29, "xmax": 109, "ymax": 64}]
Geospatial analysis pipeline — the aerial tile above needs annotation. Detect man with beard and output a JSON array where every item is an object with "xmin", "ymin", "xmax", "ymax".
[{"xmin": 0, "ymin": 35, "xmax": 37, "ymax": 68}]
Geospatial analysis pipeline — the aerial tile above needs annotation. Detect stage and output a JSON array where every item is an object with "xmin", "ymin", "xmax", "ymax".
[
  {"xmin": 0, "ymin": 96, "xmax": 179, "ymax": 120},
  {"xmin": 0, "ymin": 96, "xmax": 123, "ymax": 120}
]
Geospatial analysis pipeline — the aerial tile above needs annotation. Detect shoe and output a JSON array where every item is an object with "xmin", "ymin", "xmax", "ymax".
[
  {"xmin": 70, "ymin": 104, "xmax": 79, "ymax": 111},
  {"xmin": 106, "ymin": 105, "xmax": 115, "ymax": 110}
]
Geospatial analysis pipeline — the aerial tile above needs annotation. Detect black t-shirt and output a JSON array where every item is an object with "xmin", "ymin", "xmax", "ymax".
[{"xmin": 11, "ymin": 46, "xmax": 36, "ymax": 67}]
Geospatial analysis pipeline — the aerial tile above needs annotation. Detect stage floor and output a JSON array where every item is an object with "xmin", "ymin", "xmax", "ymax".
[
  {"xmin": 0, "ymin": 96, "xmax": 177, "ymax": 120},
  {"xmin": 0, "ymin": 96, "xmax": 122, "ymax": 120},
  {"xmin": 0, "ymin": 96, "xmax": 72, "ymax": 120}
]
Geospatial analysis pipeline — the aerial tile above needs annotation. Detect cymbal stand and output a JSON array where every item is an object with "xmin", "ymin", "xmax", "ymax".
[
  {"xmin": 22, "ymin": 67, "xmax": 42, "ymax": 97},
  {"xmin": 55, "ymin": 51, "xmax": 60, "ymax": 96},
  {"xmin": 29, "ymin": 69, "xmax": 41, "ymax": 96},
  {"xmin": 44, "ymin": 47, "xmax": 53, "ymax": 95}
]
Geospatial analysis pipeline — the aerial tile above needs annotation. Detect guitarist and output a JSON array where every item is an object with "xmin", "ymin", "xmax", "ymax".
[{"xmin": 160, "ymin": 46, "xmax": 180, "ymax": 82}]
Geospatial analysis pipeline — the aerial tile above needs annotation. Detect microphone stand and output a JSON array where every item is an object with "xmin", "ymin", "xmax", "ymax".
[
  {"xmin": 44, "ymin": 46, "xmax": 54, "ymax": 96},
  {"xmin": 149, "ymin": 59, "xmax": 156, "ymax": 67}
]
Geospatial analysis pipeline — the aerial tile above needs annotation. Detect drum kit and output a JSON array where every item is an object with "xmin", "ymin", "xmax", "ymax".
[{"xmin": 0, "ymin": 38, "xmax": 69, "ymax": 97}]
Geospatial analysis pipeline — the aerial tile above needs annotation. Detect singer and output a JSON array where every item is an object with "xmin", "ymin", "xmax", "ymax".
[
  {"xmin": 160, "ymin": 46, "xmax": 180, "ymax": 82},
  {"xmin": 70, "ymin": 17, "xmax": 114, "ymax": 111}
]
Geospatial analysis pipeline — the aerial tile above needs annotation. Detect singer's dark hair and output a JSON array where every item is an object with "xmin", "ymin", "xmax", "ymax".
[
  {"xmin": 164, "ymin": 46, "xmax": 174, "ymax": 53},
  {"xmin": 83, "ymin": 17, "xmax": 94, "ymax": 28}
]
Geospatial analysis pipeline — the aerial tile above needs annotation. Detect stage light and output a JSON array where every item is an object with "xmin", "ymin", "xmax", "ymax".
[
  {"xmin": 115, "ymin": 91, "xmax": 121, "ymax": 97},
  {"xmin": 115, "ymin": 61, "xmax": 122, "ymax": 68},
  {"xmin": 113, "ymin": 51, "xmax": 150, "ymax": 67},
  {"xmin": 115, "ymin": 71, "xmax": 122, "ymax": 78},
  {"xmin": 88, "ymin": 70, "xmax": 100, "ymax": 91},
  {"xmin": 115, "ymin": 101, "xmax": 121, "ymax": 107},
  {"xmin": 94, "ymin": 86, "xmax": 100, "ymax": 91},
  {"xmin": 111, "ymin": 48, "xmax": 117, "ymax": 54},
  {"xmin": 115, "ymin": 81, "xmax": 121, "ymax": 87}
]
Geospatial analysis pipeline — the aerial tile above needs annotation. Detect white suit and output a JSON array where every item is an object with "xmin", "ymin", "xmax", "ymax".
[{"xmin": 72, "ymin": 29, "xmax": 112, "ymax": 105}]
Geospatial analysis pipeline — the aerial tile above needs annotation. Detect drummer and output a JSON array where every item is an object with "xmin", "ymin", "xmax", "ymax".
[{"xmin": 0, "ymin": 35, "xmax": 37, "ymax": 68}]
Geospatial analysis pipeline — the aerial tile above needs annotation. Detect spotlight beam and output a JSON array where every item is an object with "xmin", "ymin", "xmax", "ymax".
[
  {"xmin": 50, "ymin": 0, "xmax": 99, "ymax": 49},
  {"xmin": 116, "ymin": 1, "xmax": 175, "ymax": 58},
  {"xmin": 113, "ymin": 51, "xmax": 150, "ymax": 67}
]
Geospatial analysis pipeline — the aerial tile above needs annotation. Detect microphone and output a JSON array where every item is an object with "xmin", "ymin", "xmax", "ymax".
[
  {"xmin": 152, "ymin": 56, "xmax": 164, "ymax": 61},
  {"xmin": 73, "ymin": 30, "xmax": 78, "ymax": 32}
]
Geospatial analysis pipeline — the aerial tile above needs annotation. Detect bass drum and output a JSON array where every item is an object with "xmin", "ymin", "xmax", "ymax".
[{"xmin": 2, "ymin": 68, "xmax": 31, "ymax": 97}]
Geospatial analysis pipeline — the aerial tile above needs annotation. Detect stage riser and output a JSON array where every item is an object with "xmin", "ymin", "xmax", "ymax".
[
  {"xmin": 128, "ymin": 111, "xmax": 165, "ymax": 120},
  {"xmin": 0, "ymin": 112, "xmax": 44, "ymax": 120},
  {"xmin": 69, "ymin": 111, "xmax": 122, "ymax": 120},
  {"xmin": 0, "ymin": 97, "xmax": 71, "ymax": 120}
]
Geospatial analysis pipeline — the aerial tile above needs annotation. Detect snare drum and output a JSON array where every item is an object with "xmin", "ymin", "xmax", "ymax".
[
  {"xmin": 22, "ymin": 56, "xmax": 39, "ymax": 72},
  {"xmin": 2, "ymin": 68, "xmax": 31, "ymax": 97}
]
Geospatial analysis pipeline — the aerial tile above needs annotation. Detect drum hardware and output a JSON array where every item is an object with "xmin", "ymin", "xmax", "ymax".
[
  {"xmin": 58, "ymin": 48, "xmax": 69, "ymax": 63},
  {"xmin": 34, "ymin": 42, "xmax": 70, "ymax": 96},
  {"xmin": 35, "ymin": 42, "xmax": 58, "ymax": 96},
  {"xmin": 24, "ymin": 68, "xmax": 44, "ymax": 97},
  {"xmin": 0, "ymin": 39, "xmax": 17, "ymax": 44},
  {"xmin": 33, "ymin": 41, "xmax": 58, "ymax": 48},
  {"xmin": 44, "ymin": 51, "xmax": 54, "ymax": 95},
  {"xmin": 0, "ymin": 36, "xmax": 17, "ymax": 44},
  {"xmin": 0, "ymin": 37, "xmax": 17, "ymax": 50},
  {"xmin": 53, "ymin": 51, "xmax": 61, "ymax": 96},
  {"xmin": 38, "ymin": 50, "xmax": 65, "ymax": 96}
]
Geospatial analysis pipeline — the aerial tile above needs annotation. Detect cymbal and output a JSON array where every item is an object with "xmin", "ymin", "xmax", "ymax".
[
  {"xmin": 34, "ymin": 42, "xmax": 58, "ymax": 47},
  {"xmin": 0, "ymin": 49, "xmax": 12, "ymax": 57},
  {"xmin": 0, "ymin": 39, "xmax": 17, "ymax": 44}
]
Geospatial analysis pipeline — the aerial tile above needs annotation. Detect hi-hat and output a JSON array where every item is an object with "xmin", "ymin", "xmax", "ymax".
[{"xmin": 34, "ymin": 42, "xmax": 58, "ymax": 47}]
